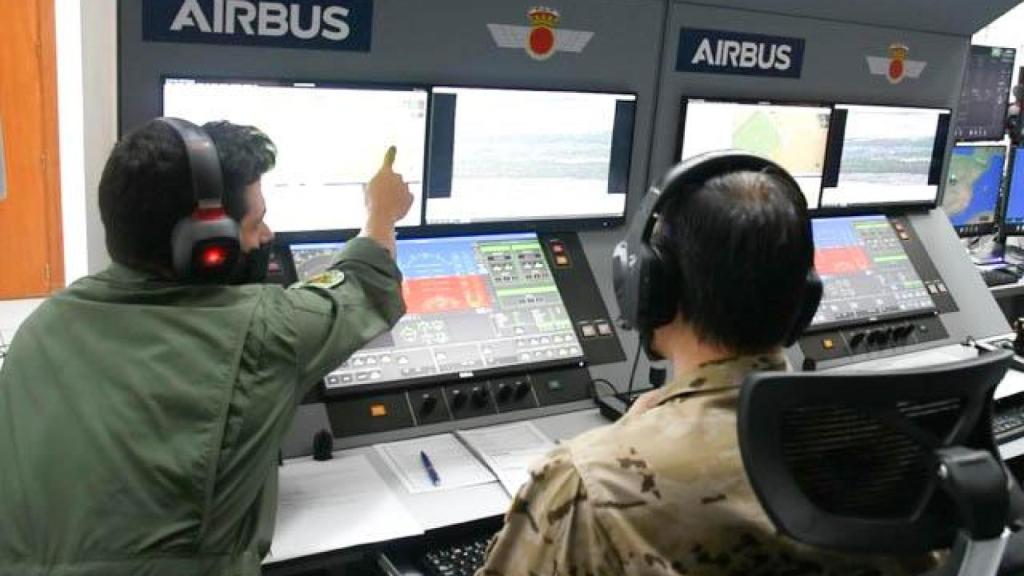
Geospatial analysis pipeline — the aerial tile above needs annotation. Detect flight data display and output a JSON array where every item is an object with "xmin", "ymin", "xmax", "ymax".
[
  {"xmin": 163, "ymin": 78, "xmax": 428, "ymax": 232},
  {"xmin": 425, "ymin": 87, "xmax": 636, "ymax": 225},
  {"xmin": 290, "ymin": 233, "xmax": 583, "ymax": 390},
  {"xmin": 955, "ymin": 45, "xmax": 1017, "ymax": 141},
  {"xmin": 811, "ymin": 215, "xmax": 935, "ymax": 329},
  {"xmin": 1004, "ymin": 148, "xmax": 1024, "ymax": 235},
  {"xmin": 820, "ymin": 105, "xmax": 950, "ymax": 208},
  {"xmin": 679, "ymin": 99, "xmax": 831, "ymax": 209},
  {"xmin": 941, "ymin": 144, "xmax": 1006, "ymax": 236}
]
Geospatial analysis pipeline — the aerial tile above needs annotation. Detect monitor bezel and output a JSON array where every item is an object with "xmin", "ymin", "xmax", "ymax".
[
  {"xmin": 282, "ymin": 231, "xmax": 588, "ymax": 396},
  {"xmin": 943, "ymin": 141, "xmax": 1007, "ymax": 238},
  {"xmin": 1001, "ymin": 146, "xmax": 1024, "ymax": 236},
  {"xmin": 422, "ymin": 83, "xmax": 638, "ymax": 233},
  {"xmin": 160, "ymin": 74, "xmax": 434, "ymax": 232},
  {"xmin": 818, "ymin": 102, "xmax": 953, "ymax": 213},
  {"xmin": 954, "ymin": 44, "xmax": 1017, "ymax": 143},
  {"xmin": 807, "ymin": 213, "xmax": 940, "ymax": 332}
]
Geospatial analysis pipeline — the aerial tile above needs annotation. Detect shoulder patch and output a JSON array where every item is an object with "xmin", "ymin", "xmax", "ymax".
[{"xmin": 303, "ymin": 269, "xmax": 347, "ymax": 289}]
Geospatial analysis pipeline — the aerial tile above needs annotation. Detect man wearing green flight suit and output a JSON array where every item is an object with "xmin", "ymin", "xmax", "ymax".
[{"xmin": 0, "ymin": 119, "xmax": 413, "ymax": 575}]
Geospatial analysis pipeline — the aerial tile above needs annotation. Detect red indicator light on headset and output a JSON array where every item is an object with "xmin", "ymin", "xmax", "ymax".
[
  {"xmin": 201, "ymin": 246, "xmax": 228, "ymax": 268},
  {"xmin": 195, "ymin": 207, "xmax": 227, "ymax": 221}
]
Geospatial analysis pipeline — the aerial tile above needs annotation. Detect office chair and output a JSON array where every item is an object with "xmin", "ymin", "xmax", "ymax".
[{"xmin": 738, "ymin": 349, "xmax": 1024, "ymax": 576}]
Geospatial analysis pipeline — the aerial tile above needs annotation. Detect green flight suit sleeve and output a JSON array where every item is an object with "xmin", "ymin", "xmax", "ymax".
[{"xmin": 286, "ymin": 236, "xmax": 405, "ymax": 391}]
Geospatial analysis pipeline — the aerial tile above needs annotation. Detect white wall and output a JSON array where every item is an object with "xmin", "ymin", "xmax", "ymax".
[{"xmin": 56, "ymin": 0, "xmax": 117, "ymax": 284}]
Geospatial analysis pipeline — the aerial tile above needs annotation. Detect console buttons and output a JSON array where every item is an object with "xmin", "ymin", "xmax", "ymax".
[
  {"xmin": 450, "ymin": 389, "xmax": 467, "ymax": 410},
  {"xmin": 554, "ymin": 255, "xmax": 570, "ymax": 267},
  {"xmin": 471, "ymin": 386, "xmax": 489, "ymax": 408},
  {"xmin": 513, "ymin": 380, "xmax": 531, "ymax": 400},
  {"xmin": 369, "ymin": 404, "xmax": 388, "ymax": 418},
  {"xmin": 596, "ymin": 322, "xmax": 613, "ymax": 336},
  {"xmin": 822, "ymin": 338, "xmax": 835, "ymax": 350},
  {"xmin": 420, "ymin": 393, "xmax": 438, "ymax": 414},
  {"xmin": 326, "ymin": 374, "xmax": 340, "ymax": 386},
  {"xmin": 580, "ymin": 324, "xmax": 598, "ymax": 338}
]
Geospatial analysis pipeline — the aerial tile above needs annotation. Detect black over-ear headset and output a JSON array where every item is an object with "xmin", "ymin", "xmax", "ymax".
[
  {"xmin": 612, "ymin": 151, "xmax": 823, "ymax": 359},
  {"xmin": 157, "ymin": 117, "xmax": 242, "ymax": 283}
]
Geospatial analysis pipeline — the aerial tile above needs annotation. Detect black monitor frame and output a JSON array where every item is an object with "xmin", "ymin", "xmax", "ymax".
[
  {"xmin": 818, "ymin": 103, "xmax": 952, "ymax": 214},
  {"xmin": 942, "ymin": 142, "xmax": 1007, "ymax": 238},
  {"xmin": 1001, "ymin": 145, "xmax": 1024, "ymax": 237},
  {"xmin": 955, "ymin": 44, "xmax": 1017, "ymax": 143},
  {"xmin": 161, "ymin": 75, "xmax": 638, "ymax": 237},
  {"xmin": 422, "ymin": 83, "xmax": 638, "ymax": 233},
  {"xmin": 281, "ymin": 232, "xmax": 587, "ymax": 397}
]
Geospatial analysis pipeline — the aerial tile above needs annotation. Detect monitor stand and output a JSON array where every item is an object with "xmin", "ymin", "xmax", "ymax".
[{"xmin": 972, "ymin": 241, "xmax": 1006, "ymax": 266}]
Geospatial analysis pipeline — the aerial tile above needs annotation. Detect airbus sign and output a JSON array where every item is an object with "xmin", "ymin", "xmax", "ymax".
[
  {"xmin": 676, "ymin": 27, "xmax": 805, "ymax": 78},
  {"xmin": 143, "ymin": 0, "xmax": 372, "ymax": 52}
]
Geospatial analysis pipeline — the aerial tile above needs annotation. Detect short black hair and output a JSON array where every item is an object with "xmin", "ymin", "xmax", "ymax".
[
  {"xmin": 98, "ymin": 119, "xmax": 276, "ymax": 272},
  {"xmin": 653, "ymin": 170, "xmax": 814, "ymax": 354}
]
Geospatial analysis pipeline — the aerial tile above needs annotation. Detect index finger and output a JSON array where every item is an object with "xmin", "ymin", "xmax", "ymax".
[{"xmin": 381, "ymin": 146, "xmax": 397, "ymax": 172}]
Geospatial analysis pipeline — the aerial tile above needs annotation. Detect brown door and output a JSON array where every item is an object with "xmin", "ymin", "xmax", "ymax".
[{"xmin": 0, "ymin": 0, "xmax": 63, "ymax": 298}]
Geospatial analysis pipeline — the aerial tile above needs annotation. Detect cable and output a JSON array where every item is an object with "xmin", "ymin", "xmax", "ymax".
[
  {"xmin": 623, "ymin": 338, "xmax": 643, "ymax": 405},
  {"xmin": 589, "ymin": 378, "xmax": 619, "ymax": 398}
]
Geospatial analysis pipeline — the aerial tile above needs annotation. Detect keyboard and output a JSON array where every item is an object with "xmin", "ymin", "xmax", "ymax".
[
  {"xmin": 994, "ymin": 406, "xmax": 1024, "ymax": 443},
  {"xmin": 418, "ymin": 534, "xmax": 491, "ymax": 576},
  {"xmin": 982, "ymin": 267, "xmax": 1020, "ymax": 287}
]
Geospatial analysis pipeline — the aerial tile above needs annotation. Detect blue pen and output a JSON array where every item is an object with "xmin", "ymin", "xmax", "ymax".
[{"xmin": 420, "ymin": 450, "xmax": 441, "ymax": 486}]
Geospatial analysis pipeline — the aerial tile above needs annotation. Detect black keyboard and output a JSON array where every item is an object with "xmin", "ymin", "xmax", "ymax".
[
  {"xmin": 983, "ymin": 267, "xmax": 1020, "ymax": 287},
  {"xmin": 418, "ymin": 534, "xmax": 491, "ymax": 576}
]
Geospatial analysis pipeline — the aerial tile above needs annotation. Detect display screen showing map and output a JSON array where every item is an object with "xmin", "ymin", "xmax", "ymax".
[
  {"xmin": 163, "ymin": 77, "xmax": 428, "ymax": 232},
  {"xmin": 290, "ymin": 233, "xmax": 583, "ymax": 390},
  {"xmin": 679, "ymin": 99, "xmax": 831, "ymax": 209},
  {"xmin": 1004, "ymin": 148, "xmax": 1024, "ymax": 235},
  {"xmin": 811, "ymin": 215, "xmax": 935, "ymax": 329},
  {"xmin": 425, "ymin": 87, "xmax": 636, "ymax": 225},
  {"xmin": 941, "ymin": 144, "xmax": 1006, "ymax": 236},
  {"xmin": 820, "ymin": 105, "xmax": 950, "ymax": 208}
]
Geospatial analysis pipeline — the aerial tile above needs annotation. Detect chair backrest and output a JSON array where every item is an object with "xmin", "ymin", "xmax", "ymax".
[{"xmin": 738, "ymin": 349, "xmax": 1014, "ymax": 555}]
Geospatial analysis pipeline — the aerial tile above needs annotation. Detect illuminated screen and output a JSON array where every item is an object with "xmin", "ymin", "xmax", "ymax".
[
  {"xmin": 955, "ymin": 45, "xmax": 1016, "ymax": 141},
  {"xmin": 820, "ymin": 105, "xmax": 951, "ymax": 208},
  {"xmin": 424, "ymin": 87, "xmax": 636, "ymax": 225},
  {"xmin": 290, "ymin": 233, "xmax": 583, "ymax": 389},
  {"xmin": 1004, "ymin": 148, "xmax": 1024, "ymax": 235},
  {"xmin": 941, "ymin": 144, "xmax": 1006, "ymax": 237},
  {"xmin": 811, "ymin": 215, "xmax": 935, "ymax": 329},
  {"xmin": 162, "ymin": 78, "xmax": 428, "ymax": 232},
  {"xmin": 678, "ymin": 99, "xmax": 831, "ymax": 209}
]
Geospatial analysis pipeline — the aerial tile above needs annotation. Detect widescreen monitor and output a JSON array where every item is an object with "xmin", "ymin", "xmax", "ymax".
[
  {"xmin": 1003, "ymin": 147, "xmax": 1024, "ymax": 235},
  {"xmin": 290, "ymin": 232, "xmax": 584, "ymax": 391},
  {"xmin": 955, "ymin": 45, "xmax": 1017, "ymax": 141},
  {"xmin": 678, "ymin": 98, "xmax": 831, "ymax": 209},
  {"xmin": 940, "ymin": 144, "xmax": 1006, "ymax": 237},
  {"xmin": 424, "ymin": 87, "xmax": 636, "ymax": 226},
  {"xmin": 162, "ymin": 77, "xmax": 428, "ymax": 233},
  {"xmin": 810, "ymin": 215, "xmax": 935, "ymax": 330},
  {"xmin": 819, "ymin": 104, "xmax": 951, "ymax": 209}
]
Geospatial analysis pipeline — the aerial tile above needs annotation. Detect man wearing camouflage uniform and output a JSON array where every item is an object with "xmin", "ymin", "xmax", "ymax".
[{"xmin": 477, "ymin": 168, "xmax": 933, "ymax": 576}]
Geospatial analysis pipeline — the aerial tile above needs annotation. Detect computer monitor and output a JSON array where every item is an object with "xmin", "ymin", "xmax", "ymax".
[
  {"xmin": 941, "ymin": 143, "xmax": 1006, "ymax": 237},
  {"xmin": 424, "ymin": 87, "xmax": 636, "ymax": 227},
  {"xmin": 955, "ymin": 45, "xmax": 1017, "ymax": 142},
  {"xmin": 289, "ymin": 232, "xmax": 584, "ymax": 391},
  {"xmin": 677, "ymin": 98, "xmax": 832, "ymax": 209},
  {"xmin": 810, "ymin": 215, "xmax": 936, "ymax": 330},
  {"xmin": 162, "ymin": 77, "xmax": 428, "ymax": 233},
  {"xmin": 819, "ymin": 104, "xmax": 951, "ymax": 209},
  {"xmin": 1003, "ymin": 147, "xmax": 1024, "ymax": 235}
]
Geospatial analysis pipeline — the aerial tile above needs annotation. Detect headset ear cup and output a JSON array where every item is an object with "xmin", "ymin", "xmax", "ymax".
[
  {"xmin": 645, "ymin": 242, "xmax": 680, "ymax": 329},
  {"xmin": 785, "ymin": 269, "xmax": 823, "ymax": 346}
]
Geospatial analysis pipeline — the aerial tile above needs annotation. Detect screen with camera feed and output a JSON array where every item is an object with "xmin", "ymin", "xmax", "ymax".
[
  {"xmin": 424, "ymin": 87, "xmax": 636, "ymax": 225},
  {"xmin": 940, "ymin": 144, "xmax": 1006, "ymax": 237},
  {"xmin": 162, "ymin": 77, "xmax": 428, "ymax": 233},
  {"xmin": 290, "ymin": 232, "xmax": 583, "ymax": 391},
  {"xmin": 810, "ymin": 215, "xmax": 935, "ymax": 329},
  {"xmin": 1003, "ymin": 148, "xmax": 1024, "ymax": 235},
  {"xmin": 819, "ymin": 105, "xmax": 951, "ymax": 209},
  {"xmin": 678, "ymin": 99, "xmax": 832, "ymax": 210},
  {"xmin": 955, "ymin": 45, "xmax": 1017, "ymax": 142}
]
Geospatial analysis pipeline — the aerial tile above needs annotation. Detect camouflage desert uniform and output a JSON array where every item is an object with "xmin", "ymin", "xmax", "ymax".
[{"xmin": 477, "ymin": 353, "xmax": 935, "ymax": 576}]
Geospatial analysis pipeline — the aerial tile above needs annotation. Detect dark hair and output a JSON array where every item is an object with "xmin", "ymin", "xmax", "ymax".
[
  {"xmin": 98, "ymin": 119, "xmax": 276, "ymax": 272},
  {"xmin": 653, "ymin": 170, "xmax": 814, "ymax": 354}
]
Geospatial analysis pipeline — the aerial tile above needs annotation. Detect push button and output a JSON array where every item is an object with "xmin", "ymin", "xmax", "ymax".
[
  {"xmin": 369, "ymin": 404, "xmax": 388, "ymax": 417},
  {"xmin": 580, "ymin": 324, "xmax": 598, "ymax": 338},
  {"xmin": 596, "ymin": 322, "xmax": 613, "ymax": 336}
]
